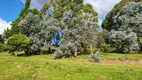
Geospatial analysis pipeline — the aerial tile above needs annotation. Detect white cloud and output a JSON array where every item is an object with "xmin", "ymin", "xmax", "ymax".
[
  {"xmin": 21, "ymin": 0, "xmax": 50, "ymax": 9},
  {"xmin": 84, "ymin": 0, "xmax": 121, "ymax": 26},
  {"xmin": 0, "ymin": 18, "xmax": 11, "ymax": 34}
]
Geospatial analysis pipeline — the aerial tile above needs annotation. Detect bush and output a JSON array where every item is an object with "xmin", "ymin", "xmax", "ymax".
[
  {"xmin": 90, "ymin": 51, "xmax": 101, "ymax": 62},
  {"xmin": 7, "ymin": 34, "xmax": 30, "ymax": 56},
  {"xmin": 64, "ymin": 50, "xmax": 73, "ymax": 58},
  {"xmin": 54, "ymin": 49, "xmax": 63, "ymax": 59},
  {"xmin": 0, "ymin": 43, "xmax": 6, "ymax": 52},
  {"xmin": 101, "ymin": 43, "xmax": 115, "ymax": 53}
]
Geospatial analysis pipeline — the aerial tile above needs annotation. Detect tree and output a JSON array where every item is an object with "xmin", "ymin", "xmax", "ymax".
[
  {"xmin": 102, "ymin": 0, "xmax": 132, "ymax": 31},
  {"xmin": 3, "ymin": 0, "xmax": 42, "ymax": 39},
  {"xmin": 108, "ymin": 29, "xmax": 139, "ymax": 53},
  {"xmin": 0, "ymin": 43, "xmax": 6, "ymax": 52},
  {"xmin": 9, "ymin": 0, "xmax": 31, "ymax": 37},
  {"xmin": 60, "ymin": 10, "xmax": 98, "ymax": 56},
  {"xmin": 102, "ymin": 0, "xmax": 142, "ymax": 30},
  {"xmin": 19, "ymin": 12, "xmax": 59, "ymax": 54},
  {"xmin": 18, "ymin": 12, "xmax": 44, "ymax": 54},
  {"xmin": 7, "ymin": 34, "xmax": 30, "ymax": 56},
  {"xmin": 0, "ymin": 35, "xmax": 4, "ymax": 44},
  {"xmin": 112, "ymin": 2, "xmax": 142, "ymax": 51}
]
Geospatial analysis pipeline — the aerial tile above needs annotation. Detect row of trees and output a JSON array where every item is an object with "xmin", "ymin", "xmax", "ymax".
[
  {"xmin": 1, "ymin": 0, "xmax": 141, "ymax": 56},
  {"xmin": 1, "ymin": 0, "xmax": 106, "ymax": 57}
]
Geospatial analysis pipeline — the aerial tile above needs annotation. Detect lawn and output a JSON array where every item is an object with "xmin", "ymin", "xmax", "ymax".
[{"xmin": 0, "ymin": 52, "xmax": 142, "ymax": 80}]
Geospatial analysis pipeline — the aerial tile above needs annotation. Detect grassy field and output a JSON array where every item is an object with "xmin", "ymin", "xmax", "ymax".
[{"xmin": 0, "ymin": 52, "xmax": 142, "ymax": 80}]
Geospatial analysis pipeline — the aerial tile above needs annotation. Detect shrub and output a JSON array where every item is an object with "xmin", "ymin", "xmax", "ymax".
[
  {"xmin": 7, "ymin": 34, "xmax": 30, "ymax": 56},
  {"xmin": 90, "ymin": 51, "xmax": 101, "ymax": 62},
  {"xmin": 64, "ymin": 50, "xmax": 73, "ymax": 58},
  {"xmin": 0, "ymin": 43, "xmax": 6, "ymax": 52},
  {"xmin": 54, "ymin": 49, "xmax": 63, "ymax": 60},
  {"xmin": 101, "ymin": 43, "xmax": 115, "ymax": 53}
]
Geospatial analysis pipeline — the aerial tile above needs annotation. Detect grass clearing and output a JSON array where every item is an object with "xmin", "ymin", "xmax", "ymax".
[{"xmin": 0, "ymin": 52, "xmax": 142, "ymax": 80}]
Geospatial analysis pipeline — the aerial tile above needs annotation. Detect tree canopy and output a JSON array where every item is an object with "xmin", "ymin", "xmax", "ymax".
[{"xmin": 107, "ymin": 2, "xmax": 142, "ymax": 52}]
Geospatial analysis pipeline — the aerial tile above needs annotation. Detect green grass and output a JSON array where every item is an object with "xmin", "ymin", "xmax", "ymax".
[{"xmin": 0, "ymin": 52, "xmax": 142, "ymax": 80}]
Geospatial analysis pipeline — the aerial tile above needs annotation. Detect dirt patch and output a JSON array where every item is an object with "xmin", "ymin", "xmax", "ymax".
[
  {"xmin": 72, "ymin": 58, "xmax": 142, "ymax": 65},
  {"xmin": 102, "ymin": 59, "xmax": 142, "ymax": 65}
]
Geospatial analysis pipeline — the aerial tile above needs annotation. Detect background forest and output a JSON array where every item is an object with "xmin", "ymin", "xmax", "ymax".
[{"xmin": 0, "ymin": 0, "xmax": 142, "ymax": 57}]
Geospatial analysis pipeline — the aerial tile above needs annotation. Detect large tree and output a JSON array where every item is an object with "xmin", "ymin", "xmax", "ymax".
[
  {"xmin": 18, "ymin": 13, "xmax": 44, "ymax": 54},
  {"xmin": 112, "ymin": 2, "xmax": 142, "ymax": 51},
  {"xmin": 19, "ymin": 12, "xmax": 59, "ymax": 54},
  {"xmin": 60, "ymin": 9, "xmax": 98, "ymax": 56}
]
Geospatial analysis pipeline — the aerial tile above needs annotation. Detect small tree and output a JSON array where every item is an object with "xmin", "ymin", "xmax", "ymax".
[{"xmin": 7, "ymin": 34, "xmax": 30, "ymax": 56}]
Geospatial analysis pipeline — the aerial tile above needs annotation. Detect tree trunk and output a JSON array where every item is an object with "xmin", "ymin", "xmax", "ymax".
[
  {"xmin": 15, "ymin": 50, "xmax": 19, "ymax": 56},
  {"xmin": 90, "ymin": 44, "xmax": 93, "ymax": 54},
  {"xmin": 74, "ymin": 47, "xmax": 77, "ymax": 57}
]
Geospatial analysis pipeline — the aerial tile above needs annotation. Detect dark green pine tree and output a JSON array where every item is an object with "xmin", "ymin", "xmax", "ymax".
[{"xmin": 11, "ymin": 0, "xmax": 31, "ymax": 34}]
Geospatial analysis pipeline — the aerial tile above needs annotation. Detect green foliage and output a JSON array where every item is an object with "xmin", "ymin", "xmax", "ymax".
[
  {"xmin": 108, "ymin": 29, "xmax": 139, "ymax": 53},
  {"xmin": 18, "ymin": 12, "xmax": 43, "ymax": 54},
  {"xmin": 96, "ymin": 30, "xmax": 108, "ymax": 48},
  {"xmin": 3, "ymin": 0, "xmax": 42, "ymax": 39},
  {"xmin": 113, "ymin": 2, "xmax": 142, "ymax": 37},
  {"xmin": 51, "ymin": 0, "xmax": 97, "ymax": 19},
  {"xmin": 83, "ymin": 3, "xmax": 97, "ymax": 16},
  {"xmin": 101, "ymin": 43, "xmax": 115, "ymax": 53},
  {"xmin": 60, "ymin": 10, "xmax": 98, "ymax": 55},
  {"xmin": 41, "ymin": 0, "xmax": 56, "ymax": 15},
  {"xmin": 54, "ymin": 49, "xmax": 63, "ymax": 59},
  {"xmin": 90, "ymin": 51, "xmax": 101, "ymax": 62},
  {"xmin": 0, "ymin": 43, "xmax": 7, "ymax": 52},
  {"xmin": 7, "ymin": 34, "xmax": 30, "ymax": 55},
  {"xmin": 0, "ymin": 35, "xmax": 4, "ymax": 44},
  {"xmin": 111, "ymin": 2, "xmax": 142, "ymax": 52},
  {"xmin": 11, "ymin": 0, "xmax": 98, "ymax": 56},
  {"xmin": 104, "ymin": 2, "xmax": 142, "ymax": 52},
  {"xmin": 9, "ymin": 0, "xmax": 31, "ymax": 37},
  {"xmin": 103, "ymin": 0, "xmax": 142, "ymax": 30},
  {"xmin": 19, "ymin": 12, "xmax": 60, "ymax": 54},
  {"xmin": 102, "ymin": 0, "xmax": 132, "ymax": 30}
]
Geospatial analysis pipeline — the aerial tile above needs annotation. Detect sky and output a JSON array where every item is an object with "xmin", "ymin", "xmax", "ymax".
[{"xmin": 0, "ymin": 0, "xmax": 121, "ymax": 34}]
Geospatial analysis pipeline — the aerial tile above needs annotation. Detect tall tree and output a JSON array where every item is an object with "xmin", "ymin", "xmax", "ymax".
[
  {"xmin": 10, "ymin": 0, "xmax": 31, "ymax": 35},
  {"xmin": 107, "ymin": 2, "xmax": 142, "ymax": 52},
  {"xmin": 60, "ymin": 9, "xmax": 98, "ymax": 56},
  {"xmin": 18, "ymin": 12, "xmax": 43, "ymax": 54}
]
